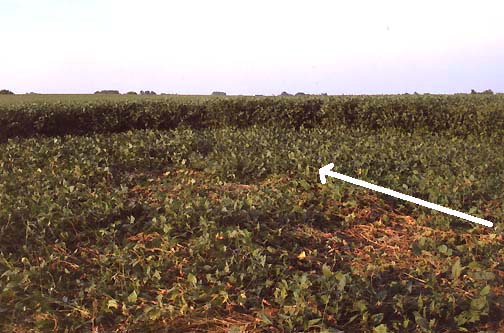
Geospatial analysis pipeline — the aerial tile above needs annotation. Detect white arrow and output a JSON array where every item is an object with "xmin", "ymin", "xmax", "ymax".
[{"xmin": 319, "ymin": 163, "xmax": 493, "ymax": 228}]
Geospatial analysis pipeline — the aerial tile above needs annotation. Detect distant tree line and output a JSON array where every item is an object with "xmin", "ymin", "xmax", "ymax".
[
  {"xmin": 92, "ymin": 90, "xmax": 158, "ymax": 95},
  {"xmin": 2, "ymin": 88, "xmax": 499, "ymax": 97},
  {"xmin": 471, "ymin": 89, "xmax": 494, "ymax": 95},
  {"xmin": 94, "ymin": 90, "xmax": 120, "ymax": 94},
  {"xmin": 140, "ymin": 90, "xmax": 157, "ymax": 95},
  {"xmin": 280, "ymin": 92, "xmax": 328, "ymax": 96}
]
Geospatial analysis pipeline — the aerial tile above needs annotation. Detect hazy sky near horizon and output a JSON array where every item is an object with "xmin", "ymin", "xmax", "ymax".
[{"xmin": 1, "ymin": 0, "xmax": 503, "ymax": 95}]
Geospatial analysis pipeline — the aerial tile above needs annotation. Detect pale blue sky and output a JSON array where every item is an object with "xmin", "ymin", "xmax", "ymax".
[{"xmin": 1, "ymin": 0, "xmax": 503, "ymax": 95}]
